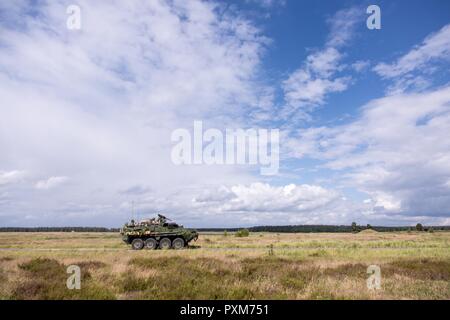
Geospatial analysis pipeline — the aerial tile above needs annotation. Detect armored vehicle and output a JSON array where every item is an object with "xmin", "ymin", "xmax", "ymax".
[{"xmin": 120, "ymin": 214, "xmax": 198, "ymax": 250}]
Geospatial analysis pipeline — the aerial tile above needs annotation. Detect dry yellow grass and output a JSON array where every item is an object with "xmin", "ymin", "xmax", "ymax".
[{"xmin": 0, "ymin": 231, "xmax": 449, "ymax": 299}]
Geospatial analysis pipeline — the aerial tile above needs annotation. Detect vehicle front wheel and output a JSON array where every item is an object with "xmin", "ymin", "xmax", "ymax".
[
  {"xmin": 172, "ymin": 238, "xmax": 185, "ymax": 249},
  {"xmin": 159, "ymin": 238, "xmax": 171, "ymax": 250},
  {"xmin": 144, "ymin": 238, "xmax": 157, "ymax": 250},
  {"xmin": 131, "ymin": 238, "xmax": 144, "ymax": 250}
]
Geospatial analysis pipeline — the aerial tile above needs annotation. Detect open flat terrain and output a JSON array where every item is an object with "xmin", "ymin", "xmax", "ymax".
[{"xmin": 0, "ymin": 231, "xmax": 449, "ymax": 299}]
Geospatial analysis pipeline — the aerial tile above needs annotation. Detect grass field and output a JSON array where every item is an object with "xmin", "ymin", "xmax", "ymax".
[{"xmin": 0, "ymin": 231, "xmax": 449, "ymax": 300}]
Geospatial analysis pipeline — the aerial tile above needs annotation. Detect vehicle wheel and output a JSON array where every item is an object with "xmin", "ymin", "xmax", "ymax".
[
  {"xmin": 131, "ymin": 238, "xmax": 144, "ymax": 250},
  {"xmin": 159, "ymin": 238, "xmax": 171, "ymax": 250},
  {"xmin": 144, "ymin": 238, "xmax": 157, "ymax": 250},
  {"xmin": 172, "ymin": 238, "xmax": 185, "ymax": 249}
]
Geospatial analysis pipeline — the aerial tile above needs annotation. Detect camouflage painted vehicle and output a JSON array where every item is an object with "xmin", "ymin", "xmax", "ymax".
[{"xmin": 120, "ymin": 214, "xmax": 198, "ymax": 250}]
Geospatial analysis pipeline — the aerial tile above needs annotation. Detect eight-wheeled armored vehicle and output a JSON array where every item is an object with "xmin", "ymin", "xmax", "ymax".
[{"xmin": 120, "ymin": 214, "xmax": 198, "ymax": 250}]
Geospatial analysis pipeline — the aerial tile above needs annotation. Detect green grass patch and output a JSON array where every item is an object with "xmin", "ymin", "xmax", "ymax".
[{"xmin": 12, "ymin": 258, "xmax": 115, "ymax": 300}]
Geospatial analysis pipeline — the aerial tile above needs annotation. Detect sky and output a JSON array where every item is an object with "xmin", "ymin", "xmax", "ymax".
[{"xmin": 1, "ymin": 0, "xmax": 450, "ymax": 228}]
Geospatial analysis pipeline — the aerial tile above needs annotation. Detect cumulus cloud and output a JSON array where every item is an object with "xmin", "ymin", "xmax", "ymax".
[
  {"xmin": 35, "ymin": 176, "xmax": 68, "ymax": 190},
  {"xmin": 1, "ymin": 2, "xmax": 449, "ymax": 227},
  {"xmin": 282, "ymin": 48, "xmax": 350, "ymax": 119},
  {"xmin": 281, "ymin": 7, "xmax": 363, "ymax": 119},
  {"xmin": 0, "ymin": 171, "xmax": 26, "ymax": 186},
  {"xmin": 326, "ymin": 6, "xmax": 362, "ymax": 47},
  {"xmin": 0, "ymin": 0, "xmax": 268, "ymax": 226},
  {"xmin": 245, "ymin": 0, "xmax": 286, "ymax": 9},
  {"xmin": 283, "ymin": 53, "xmax": 350, "ymax": 109},
  {"xmin": 374, "ymin": 24, "xmax": 450, "ymax": 93},
  {"xmin": 351, "ymin": 60, "xmax": 370, "ymax": 73},
  {"xmin": 119, "ymin": 185, "xmax": 152, "ymax": 196},
  {"xmin": 282, "ymin": 23, "xmax": 450, "ymax": 225},
  {"xmin": 190, "ymin": 182, "xmax": 369, "ymax": 225},
  {"xmin": 194, "ymin": 182, "xmax": 339, "ymax": 212},
  {"xmin": 287, "ymin": 86, "xmax": 450, "ymax": 221},
  {"xmin": 374, "ymin": 24, "xmax": 450, "ymax": 78}
]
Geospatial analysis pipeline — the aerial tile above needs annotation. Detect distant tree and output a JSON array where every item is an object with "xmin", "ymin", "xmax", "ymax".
[
  {"xmin": 235, "ymin": 228, "xmax": 250, "ymax": 237},
  {"xmin": 351, "ymin": 222, "xmax": 358, "ymax": 233},
  {"xmin": 416, "ymin": 223, "xmax": 424, "ymax": 231},
  {"xmin": 366, "ymin": 224, "xmax": 372, "ymax": 230}
]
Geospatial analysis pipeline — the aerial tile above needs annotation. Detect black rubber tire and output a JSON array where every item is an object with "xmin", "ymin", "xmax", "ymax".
[
  {"xmin": 131, "ymin": 238, "xmax": 144, "ymax": 250},
  {"xmin": 159, "ymin": 237, "xmax": 171, "ymax": 250},
  {"xmin": 144, "ymin": 238, "xmax": 157, "ymax": 250},
  {"xmin": 172, "ymin": 238, "xmax": 185, "ymax": 249}
]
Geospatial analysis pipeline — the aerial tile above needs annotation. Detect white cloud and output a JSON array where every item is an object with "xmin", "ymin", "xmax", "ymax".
[
  {"xmin": 0, "ymin": 0, "xmax": 268, "ymax": 226},
  {"xmin": 245, "ymin": 0, "xmax": 286, "ymax": 9},
  {"xmin": 351, "ymin": 60, "xmax": 370, "ymax": 72},
  {"xmin": 374, "ymin": 24, "xmax": 450, "ymax": 93},
  {"xmin": 287, "ymin": 85, "xmax": 450, "ymax": 219},
  {"xmin": 281, "ymin": 7, "xmax": 362, "ymax": 118},
  {"xmin": 194, "ymin": 182, "xmax": 339, "ymax": 212},
  {"xmin": 374, "ymin": 24, "xmax": 450, "ymax": 78},
  {"xmin": 1, "ymin": 2, "xmax": 448, "ymax": 227},
  {"xmin": 305, "ymin": 47, "xmax": 342, "ymax": 77},
  {"xmin": 282, "ymin": 46, "xmax": 350, "ymax": 118},
  {"xmin": 0, "ymin": 170, "xmax": 26, "ymax": 186},
  {"xmin": 189, "ymin": 182, "xmax": 369, "ymax": 225},
  {"xmin": 283, "ymin": 63, "xmax": 350, "ymax": 108},
  {"xmin": 384, "ymin": 75, "xmax": 431, "ymax": 95},
  {"xmin": 326, "ymin": 7, "xmax": 362, "ymax": 47},
  {"xmin": 35, "ymin": 176, "xmax": 68, "ymax": 190}
]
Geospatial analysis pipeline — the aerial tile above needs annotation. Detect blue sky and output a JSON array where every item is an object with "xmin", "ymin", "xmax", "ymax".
[{"xmin": 1, "ymin": 0, "xmax": 450, "ymax": 227}]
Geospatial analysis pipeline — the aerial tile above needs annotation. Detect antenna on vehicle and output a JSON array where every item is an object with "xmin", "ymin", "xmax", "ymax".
[
  {"xmin": 131, "ymin": 200, "xmax": 134, "ymax": 221},
  {"xmin": 136, "ymin": 204, "xmax": 140, "ymax": 222}
]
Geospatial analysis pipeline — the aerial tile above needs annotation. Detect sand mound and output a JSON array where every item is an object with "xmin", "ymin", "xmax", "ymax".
[{"xmin": 358, "ymin": 229, "xmax": 379, "ymax": 234}]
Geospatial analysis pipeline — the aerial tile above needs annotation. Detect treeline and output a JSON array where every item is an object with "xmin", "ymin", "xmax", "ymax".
[
  {"xmin": 251, "ymin": 225, "xmax": 353, "ymax": 233},
  {"xmin": 249, "ymin": 225, "xmax": 450, "ymax": 233},
  {"xmin": 1, "ymin": 225, "xmax": 449, "ymax": 233},
  {"xmin": 0, "ymin": 227, "xmax": 120, "ymax": 232},
  {"xmin": 199, "ymin": 226, "xmax": 355, "ymax": 233}
]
